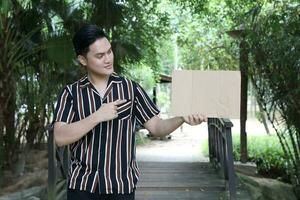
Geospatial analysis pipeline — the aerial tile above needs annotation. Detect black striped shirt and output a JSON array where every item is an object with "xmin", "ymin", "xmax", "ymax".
[{"xmin": 53, "ymin": 72, "xmax": 160, "ymax": 194}]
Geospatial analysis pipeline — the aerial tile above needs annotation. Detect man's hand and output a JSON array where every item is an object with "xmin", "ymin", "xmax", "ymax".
[
  {"xmin": 182, "ymin": 114, "xmax": 207, "ymax": 126},
  {"xmin": 53, "ymin": 99, "xmax": 128, "ymax": 147},
  {"xmin": 95, "ymin": 99, "xmax": 127, "ymax": 122}
]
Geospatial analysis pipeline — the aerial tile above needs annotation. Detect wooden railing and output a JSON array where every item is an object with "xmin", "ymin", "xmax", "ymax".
[
  {"xmin": 208, "ymin": 118, "xmax": 236, "ymax": 199},
  {"xmin": 46, "ymin": 124, "xmax": 68, "ymax": 200}
]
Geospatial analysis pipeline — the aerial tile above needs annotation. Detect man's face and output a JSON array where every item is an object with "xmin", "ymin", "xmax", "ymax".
[{"xmin": 78, "ymin": 37, "xmax": 114, "ymax": 76}]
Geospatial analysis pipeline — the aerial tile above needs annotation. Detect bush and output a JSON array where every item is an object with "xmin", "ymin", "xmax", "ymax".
[
  {"xmin": 202, "ymin": 134, "xmax": 291, "ymax": 182},
  {"xmin": 234, "ymin": 134, "xmax": 290, "ymax": 182}
]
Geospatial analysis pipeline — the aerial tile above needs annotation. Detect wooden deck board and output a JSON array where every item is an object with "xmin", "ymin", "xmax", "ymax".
[{"xmin": 135, "ymin": 162, "xmax": 251, "ymax": 200}]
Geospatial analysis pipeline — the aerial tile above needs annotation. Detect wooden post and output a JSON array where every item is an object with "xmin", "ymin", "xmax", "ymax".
[
  {"xmin": 226, "ymin": 28, "xmax": 249, "ymax": 163},
  {"xmin": 225, "ymin": 122, "xmax": 236, "ymax": 199},
  {"xmin": 48, "ymin": 126, "xmax": 56, "ymax": 200},
  {"xmin": 240, "ymin": 38, "xmax": 248, "ymax": 163},
  {"xmin": 208, "ymin": 118, "xmax": 213, "ymax": 163}
]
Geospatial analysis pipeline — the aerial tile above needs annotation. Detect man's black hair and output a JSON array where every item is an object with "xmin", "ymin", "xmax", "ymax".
[{"xmin": 72, "ymin": 24, "xmax": 108, "ymax": 56}]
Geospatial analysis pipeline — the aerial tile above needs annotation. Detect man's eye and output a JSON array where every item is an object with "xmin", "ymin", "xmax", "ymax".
[{"xmin": 107, "ymin": 49, "xmax": 112, "ymax": 54}]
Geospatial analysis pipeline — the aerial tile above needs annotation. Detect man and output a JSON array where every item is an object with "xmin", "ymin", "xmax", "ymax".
[{"xmin": 53, "ymin": 24, "xmax": 206, "ymax": 200}]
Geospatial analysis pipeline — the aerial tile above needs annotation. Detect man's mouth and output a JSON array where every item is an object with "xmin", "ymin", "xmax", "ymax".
[{"xmin": 104, "ymin": 65, "xmax": 112, "ymax": 69}]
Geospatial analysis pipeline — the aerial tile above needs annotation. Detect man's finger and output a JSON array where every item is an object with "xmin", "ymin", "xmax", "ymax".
[
  {"xmin": 191, "ymin": 115, "xmax": 197, "ymax": 124},
  {"xmin": 188, "ymin": 115, "xmax": 193, "ymax": 124},
  {"xmin": 113, "ymin": 99, "xmax": 128, "ymax": 106},
  {"xmin": 196, "ymin": 114, "xmax": 203, "ymax": 123},
  {"xmin": 197, "ymin": 114, "xmax": 204, "ymax": 122},
  {"xmin": 192, "ymin": 114, "xmax": 198, "ymax": 124},
  {"xmin": 201, "ymin": 114, "xmax": 207, "ymax": 122}
]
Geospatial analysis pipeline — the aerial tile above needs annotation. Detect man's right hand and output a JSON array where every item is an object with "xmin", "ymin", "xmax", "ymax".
[
  {"xmin": 54, "ymin": 99, "xmax": 127, "ymax": 147},
  {"xmin": 95, "ymin": 99, "xmax": 127, "ymax": 122}
]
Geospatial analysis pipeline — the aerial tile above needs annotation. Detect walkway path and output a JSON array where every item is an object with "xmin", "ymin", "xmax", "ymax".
[{"xmin": 135, "ymin": 118, "xmax": 267, "ymax": 199}]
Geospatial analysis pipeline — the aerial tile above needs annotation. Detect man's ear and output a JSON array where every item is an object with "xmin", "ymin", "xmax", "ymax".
[{"xmin": 77, "ymin": 55, "xmax": 87, "ymax": 66}]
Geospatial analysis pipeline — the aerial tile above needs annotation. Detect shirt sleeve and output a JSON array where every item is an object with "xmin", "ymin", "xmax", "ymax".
[
  {"xmin": 133, "ymin": 82, "xmax": 160, "ymax": 125},
  {"xmin": 53, "ymin": 86, "xmax": 75, "ymax": 124}
]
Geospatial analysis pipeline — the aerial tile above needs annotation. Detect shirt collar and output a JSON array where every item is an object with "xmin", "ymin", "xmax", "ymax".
[{"xmin": 79, "ymin": 72, "xmax": 122, "ymax": 88}]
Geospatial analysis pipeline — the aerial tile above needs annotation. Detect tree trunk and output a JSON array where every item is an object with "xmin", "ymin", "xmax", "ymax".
[
  {"xmin": 2, "ymin": 69, "xmax": 17, "ymax": 167},
  {"xmin": 257, "ymin": 100, "xmax": 270, "ymax": 135},
  {"xmin": 0, "ymin": 84, "xmax": 4, "ymax": 187}
]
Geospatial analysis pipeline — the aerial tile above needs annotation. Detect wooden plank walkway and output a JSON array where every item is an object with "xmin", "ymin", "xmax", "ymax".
[{"xmin": 135, "ymin": 162, "xmax": 251, "ymax": 200}]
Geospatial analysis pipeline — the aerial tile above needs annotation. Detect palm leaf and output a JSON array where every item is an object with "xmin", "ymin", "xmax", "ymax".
[{"xmin": 45, "ymin": 35, "xmax": 75, "ymax": 68}]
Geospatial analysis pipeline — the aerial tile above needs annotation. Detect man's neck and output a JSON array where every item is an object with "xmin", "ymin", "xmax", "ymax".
[{"xmin": 87, "ymin": 72, "xmax": 111, "ymax": 87}]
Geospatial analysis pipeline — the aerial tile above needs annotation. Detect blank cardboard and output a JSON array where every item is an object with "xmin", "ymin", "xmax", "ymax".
[{"xmin": 170, "ymin": 70, "xmax": 241, "ymax": 119}]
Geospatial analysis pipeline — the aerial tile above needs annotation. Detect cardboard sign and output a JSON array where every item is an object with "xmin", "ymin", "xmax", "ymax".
[{"xmin": 170, "ymin": 70, "xmax": 241, "ymax": 119}]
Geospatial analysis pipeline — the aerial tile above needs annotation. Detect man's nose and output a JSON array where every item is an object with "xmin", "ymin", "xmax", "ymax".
[{"xmin": 104, "ymin": 53, "xmax": 111, "ymax": 62}]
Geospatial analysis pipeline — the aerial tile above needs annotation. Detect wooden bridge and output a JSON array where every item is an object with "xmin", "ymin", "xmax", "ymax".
[
  {"xmin": 137, "ymin": 162, "xmax": 226, "ymax": 199},
  {"xmin": 47, "ymin": 118, "xmax": 251, "ymax": 200}
]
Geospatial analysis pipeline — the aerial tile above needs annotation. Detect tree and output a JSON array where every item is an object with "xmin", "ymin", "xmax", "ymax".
[
  {"xmin": 0, "ymin": 0, "xmax": 173, "ymax": 186},
  {"xmin": 246, "ymin": 1, "xmax": 300, "ymax": 192}
]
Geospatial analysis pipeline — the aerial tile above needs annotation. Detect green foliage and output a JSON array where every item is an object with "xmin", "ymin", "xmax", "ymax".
[
  {"xmin": 244, "ymin": 1, "xmax": 300, "ymax": 186},
  {"xmin": 156, "ymin": 84, "xmax": 171, "ymax": 114},
  {"xmin": 173, "ymin": 0, "xmax": 209, "ymax": 13},
  {"xmin": 157, "ymin": 0, "xmax": 240, "ymax": 72},
  {"xmin": 201, "ymin": 139, "xmax": 209, "ymax": 157},
  {"xmin": 135, "ymin": 132, "xmax": 150, "ymax": 146},
  {"xmin": 122, "ymin": 62, "xmax": 157, "ymax": 91},
  {"xmin": 0, "ymin": 0, "xmax": 12, "ymax": 16},
  {"xmin": 0, "ymin": 0, "xmax": 172, "ymax": 178},
  {"xmin": 112, "ymin": 0, "xmax": 172, "ymax": 72},
  {"xmin": 156, "ymin": 37, "xmax": 175, "ymax": 75},
  {"xmin": 45, "ymin": 35, "xmax": 75, "ymax": 69},
  {"xmin": 231, "ymin": 134, "xmax": 290, "ymax": 181},
  {"xmin": 202, "ymin": 134, "xmax": 291, "ymax": 182},
  {"xmin": 196, "ymin": 0, "xmax": 300, "ymax": 188}
]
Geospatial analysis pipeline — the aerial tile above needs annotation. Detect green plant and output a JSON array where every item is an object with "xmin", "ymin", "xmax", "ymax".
[
  {"xmin": 202, "ymin": 134, "xmax": 291, "ymax": 182},
  {"xmin": 135, "ymin": 132, "xmax": 150, "ymax": 146},
  {"xmin": 245, "ymin": 1, "xmax": 300, "ymax": 187}
]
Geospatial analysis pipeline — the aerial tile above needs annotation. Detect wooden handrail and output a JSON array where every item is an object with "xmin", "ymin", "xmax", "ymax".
[
  {"xmin": 208, "ymin": 118, "xmax": 236, "ymax": 199},
  {"xmin": 46, "ymin": 125, "xmax": 68, "ymax": 200}
]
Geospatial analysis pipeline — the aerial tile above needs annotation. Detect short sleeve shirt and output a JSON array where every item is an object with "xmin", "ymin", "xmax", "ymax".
[{"xmin": 53, "ymin": 72, "xmax": 160, "ymax": 194}]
